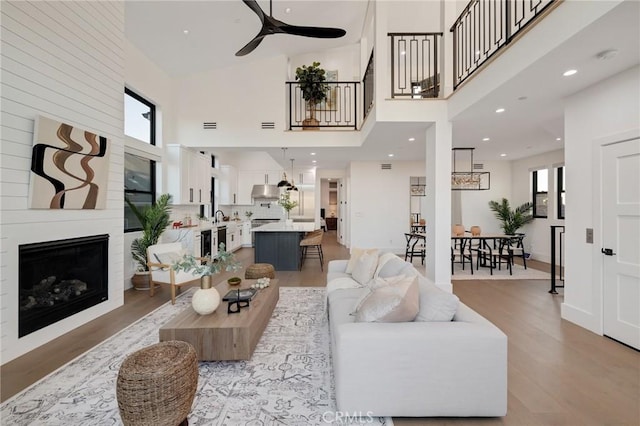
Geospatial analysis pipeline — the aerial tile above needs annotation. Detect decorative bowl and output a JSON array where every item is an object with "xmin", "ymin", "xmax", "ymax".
[{"xmin": 227, "ymin": 277, "xmax": 242, "ymax": 286}]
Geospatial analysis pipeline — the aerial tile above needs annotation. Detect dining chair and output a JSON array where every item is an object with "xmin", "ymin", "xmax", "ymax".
[
  {"xmin": 507, "ymin": 233, "xmax": 527, "ymax": 269},
  {"xmin": 475, "ymin": 238, "xmax": 513, "ymax": 275},
  {"xmin": 451, "ymin": 236, "xmax": 473, "ymax": 275},
  {"xmin": 404, "ymin": 233, "xmax": 426, "ymax": 264}
]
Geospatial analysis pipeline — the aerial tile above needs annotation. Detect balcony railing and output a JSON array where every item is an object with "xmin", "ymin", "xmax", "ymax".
[
  {"xmin": 363, "ymin": 50, "xmax": 374, "ymax": 121},
  {"xmin": 389, "ymin": 33, "xmax": 443, "ymax": 99},
  {"xmin": 451, "ymin": 0, "xmax": 556, "ymax": 89},
  {"xmin": 287, "ymin": 81, "xmax": 360, "ymax": 130}
]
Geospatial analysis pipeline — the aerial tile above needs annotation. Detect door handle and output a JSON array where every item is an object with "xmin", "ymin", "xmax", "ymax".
[{"xmin": 601, "ymin": 248, "xmax": 616, "ymax": 256}]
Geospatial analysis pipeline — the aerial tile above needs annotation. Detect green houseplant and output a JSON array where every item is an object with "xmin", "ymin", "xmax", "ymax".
[
  {"xmin": 295, "ymin": 61, "xmax": 329, "ymax": 128},
  {"xmin": 488, "ymin": 198, "xmax": 534, "ymax": 235},
  {"xmin": 278, "ymin": 191, "xmax": 298, "ymax": 221},
  {"xmin": 127, "ymin": 193, "xmax": 172, "ymax": 289}
]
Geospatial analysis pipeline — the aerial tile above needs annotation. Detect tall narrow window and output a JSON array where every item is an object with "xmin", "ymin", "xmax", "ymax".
[
  {"xmin": 124, "ymin": 88, "xmax": 155, "ymax": 145},
  {"xmin": 124, "ymin": 153, "xmax": 156, "ymax": 232},
  {"xmin": 557, "ymin": 166, "xmax": 565, "ymax": 219},
  {"xmin": 532, "ymin": 169, "xmax": 548, "ymax": 218}
]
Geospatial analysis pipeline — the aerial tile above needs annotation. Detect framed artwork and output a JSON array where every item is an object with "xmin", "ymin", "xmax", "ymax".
[
  {"xmin": 325, "ymin": 70, "xmax": 338, "ymax": 111},
  {"xmin": 29, "ymin": 115, "xmax": 111, "ymax": 209}
]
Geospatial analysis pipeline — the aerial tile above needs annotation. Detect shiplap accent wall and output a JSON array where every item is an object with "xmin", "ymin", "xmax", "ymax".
[{"xmin": 0, "ymin": 1, "xmax": 125, "ymax": 363}]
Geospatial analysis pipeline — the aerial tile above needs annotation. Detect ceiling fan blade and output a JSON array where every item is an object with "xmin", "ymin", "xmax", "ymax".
[
  {"xmin": 241, "ymin": 0, "xmax": 265, "ymax": 23},
  {"xmin": 235, "ymin": 34, "xmax": 266, "ymax": 56},
  {"xmin": 279, "ymin": 24, "xmax": 346, "ymax": 39}
]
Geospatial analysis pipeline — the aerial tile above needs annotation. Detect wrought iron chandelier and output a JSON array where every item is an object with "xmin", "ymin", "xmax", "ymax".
[{"xmin": 451, "ymin": 148, "xmax": 490, "ymax": 190}]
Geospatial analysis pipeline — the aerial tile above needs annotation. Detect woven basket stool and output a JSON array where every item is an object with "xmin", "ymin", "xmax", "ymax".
[
  {"xmin": 245, "ymin": 263, "xmax": 275, "ymax": 279},
  {"xmin": 117, "ymin": 341, "xmax": 198, "ymax": 426}
]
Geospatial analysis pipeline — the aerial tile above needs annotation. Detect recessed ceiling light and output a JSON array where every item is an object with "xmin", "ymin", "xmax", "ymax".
[
  {"xmin": 310, "ymin": 152, "xmax": 316, "ymax": 155},
  {"xmin": 183, "ymin": 29, "xmax": 189, "ymax": 35},
  {"xmin": 408, "ymin": 137, "xmax": 415, "ymax": 142},
  {"xmin": 556, "ymin": 137, "xmax": 562, "ymax": 141},
  {"xmin": 388, "ymin": 154, "xmax": 394, "ymax": 157},
  {"xmin": 500, "ymin": 153, "xmax": 507, "ymax": 157},
  {"xmin": 400, "ymin": 51, "xmax": 406, "ymax": 55},
  {"xmin": 495, "ymin": 108, "xmax": 505, "ymax": 113},
  {"xmin": 312, "ymin": 160, "xmax": 317, "ymax": 163},
  {"xmin": 285, "ymin": 7, "xmax": 291, "ymax": 13},
  {"xmin": 482, "ymin": 137, "xmax": 490, "ymax": 141},
  {"xmin": 563, "ymin": 69, "xmax": 577, "ymax": 77}
]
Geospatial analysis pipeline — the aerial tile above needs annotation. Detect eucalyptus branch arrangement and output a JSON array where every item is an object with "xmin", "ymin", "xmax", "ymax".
[
  {"xmin": 278, "ymin": 192, "xmax": 298, "ymax": 219},
  {"xmin": 172, "ymin": 243, "xmax": 241, "ymax": 276}
]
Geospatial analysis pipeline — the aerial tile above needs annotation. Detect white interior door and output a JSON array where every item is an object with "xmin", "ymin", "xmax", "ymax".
[{"xmin": 602, "ymin": 137, "xmax": 640, "ymax": 349}]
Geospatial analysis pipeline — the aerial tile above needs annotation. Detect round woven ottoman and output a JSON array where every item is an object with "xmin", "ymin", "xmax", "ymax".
[
  {"xmin": 117, "ymin": 341, "xmax": 198, "ymax": 426},
  {"xmin": 245, "ymin": 263, "xmax": 276, "ymax": 279}
]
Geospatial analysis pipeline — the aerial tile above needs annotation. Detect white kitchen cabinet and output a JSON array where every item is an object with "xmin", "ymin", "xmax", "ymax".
[
  {"xmin": 226, "ymin": 224, "xmax": 241, "ymax": 252},
  {"xmin": 219, "ymin": 164, "xmax": 238, "ymax": 205},
  {"xmin": 166, "ymin": 145, "xmax": 210, "ymax": 205},
  {"xmin": 241, "ymin": 221, "xmax": 252, "ymax": 247}
]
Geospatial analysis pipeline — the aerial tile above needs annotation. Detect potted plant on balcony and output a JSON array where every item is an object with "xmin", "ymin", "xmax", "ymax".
[
  {"xmin": 488, "ymin": 198, "xmax": 534, "ymax": 235},
  {"xmin": 172, "ymin": 242, "xmax": 242, "ymax": 315},
  {"xmin": 278, "ymin": 191, "xmax": 298, "ymax": 225},
  {"xmin": 127, "ymin": 193, "xmax": 172, "ymax": 290},
  {"xmin": 295, "ymin": 61, "xmax": 328, "ymax": 129}
]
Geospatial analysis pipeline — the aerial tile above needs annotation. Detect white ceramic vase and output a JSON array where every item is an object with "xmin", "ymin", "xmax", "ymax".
[{"xmin": 191, "ymin": 276, "xmax": 220, "ymax": 315}]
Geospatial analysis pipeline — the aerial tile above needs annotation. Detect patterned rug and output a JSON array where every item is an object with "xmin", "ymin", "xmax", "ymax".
[{"xmin": 2, "ymin": 288, "xmax": 393, "ymax": 425}]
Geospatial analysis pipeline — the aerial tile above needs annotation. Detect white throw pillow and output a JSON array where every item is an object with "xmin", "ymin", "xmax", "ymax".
[
  {"xmin": 345, "ymin": 248, "xmax": 379, "ymax": 274},
  {"xmin": 351, "ymin": 251, "xmax": 379, "ymax": 285},
  {"xmin": 414, "ymin": 276, "xmax": 460, "ymax": 322},
  {"xmin": 154, "ymin": 251, "xmax": 184, "ymax": 265},
  {"xmin": 354, "ymin": 275, "xmax": 419, "ymax": 323}
]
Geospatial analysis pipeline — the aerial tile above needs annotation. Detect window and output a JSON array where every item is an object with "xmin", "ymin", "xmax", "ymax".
[
  {"xmin": 532, "ymin": 169, "xmax": 548, "ymax": 218},
  {"xmin": 124, "ymin": 88, "xmax": 155, "ymax": 145},
  {"xmin": 557, "ymin": 166, "xmax": 565, "ymax": 219},
  {"xmin": 124, "ymin": 88, "xmax": 157, "ymax": 232},
  {"xmin": 124, "ymin": 153, "xmax": 156, "ymax": 232}
]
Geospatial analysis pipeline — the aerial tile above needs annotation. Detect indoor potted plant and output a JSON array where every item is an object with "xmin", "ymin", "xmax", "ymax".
[
  {"xmin": 172, "ymin": 242, "xmax": 242, "ymax": 315},
  {"xmin": 127, "ymin": 193, "xmax": 172, "ymax": 290},
  {"xmin": 278, "ymin": 191, "xmax": 298, "ymax": 225},
  {"xmin": 295, "ymin": 61, "xmax": 328, "ymax": 129},
  {"xmin": 488, "ymin": 198, "xmax": 534, "ymax": 235}
]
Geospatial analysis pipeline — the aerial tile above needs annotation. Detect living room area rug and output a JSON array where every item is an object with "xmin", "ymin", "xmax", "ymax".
[{"xmin": 1, "ymin": 287, "xmax": 393, "ymax": 426}]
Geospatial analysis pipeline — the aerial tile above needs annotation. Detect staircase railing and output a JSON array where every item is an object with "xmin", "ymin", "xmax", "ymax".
[
  {"xmin": 287, "ymin": 81, "xmax": 360, "ymax": 130},
  {"xmin": 451, "ymin": 0, "xmax": 556, "ymax": 90},
  {"xmin": 389, "ymin": 32, "xmax": 443, "ymax": 98},
  {"xmin": 362, "ymin": 50, "xmax": 374, "ymax": 121}
]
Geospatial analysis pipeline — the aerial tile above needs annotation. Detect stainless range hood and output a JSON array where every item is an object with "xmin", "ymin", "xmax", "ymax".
[{"xmin": 251, "ymin": 184, "xmax": 280, "ymax": 201}]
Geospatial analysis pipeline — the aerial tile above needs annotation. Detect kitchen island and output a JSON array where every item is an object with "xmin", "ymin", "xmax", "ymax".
[{"xmin": 252, "ymin": 222, "xmax": 316, "ymax": 271}]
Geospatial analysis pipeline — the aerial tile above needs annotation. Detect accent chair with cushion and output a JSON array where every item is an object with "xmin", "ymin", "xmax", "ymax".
[{"xmin": 147, "ymin": 242, "xmax": 201, "ymax": 304}]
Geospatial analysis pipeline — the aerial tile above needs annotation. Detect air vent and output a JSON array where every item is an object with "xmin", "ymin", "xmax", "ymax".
[
  {"xmin": 473, "ymin": 163, "xmax": 484, "ymax": 170},
  {"xmin": 203, "ymin": 122, "xmax": 217, "ymax": 130},
  {"xmin": 261, "ymin": 122, "xmax": 275, "ymax": 129},
  {"xmin": 381, "ymin": 163, "xmax": 392, "ymax": 170}
]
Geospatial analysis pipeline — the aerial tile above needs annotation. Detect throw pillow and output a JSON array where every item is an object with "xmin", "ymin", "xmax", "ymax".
[
  {"xmin": 351, "ymin": 274, "xmax": 407, "ymax": 314},
  {"xmin": 354, "ymin": 275, "xmax": 419, "ymax": 323},
  {"xmin": 345, "ymin": 248, "xmax": 379, "ymax": 274},
  {"xmin": 414, "ymin": 276, "xmax": 460, "ymax": 322},
  {"xmin": 351, "ymin": 251, "xmax": 379, "ymax": 286},
  {"xmin": 154, "ymin": 251, "xmax": 183, "ymax": 266},
  {"xmin": 375, "ymin": 254, "xmax": 410, "ymax": 279}
]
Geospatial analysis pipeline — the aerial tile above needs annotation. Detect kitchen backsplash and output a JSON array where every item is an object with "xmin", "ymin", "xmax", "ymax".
[{"xmin": 220, "ymin": 203, "xmax": 284, "ymax": 220}]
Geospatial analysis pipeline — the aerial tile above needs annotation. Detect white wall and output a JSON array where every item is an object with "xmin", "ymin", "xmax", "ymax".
[
  {"xmin": 0, "ymin": 1, "xmax": 125, "ymax": 363},
  {"xmin": 562, "ymin": 65, "xmax": 640, "ymax": 334},
  {"xmin": 290, "ymin": 44, "xmax": 361, "ymax": 81},
  {"xmin": 510, "ymin": 149, "xmax": 565, "ymax": 262}
]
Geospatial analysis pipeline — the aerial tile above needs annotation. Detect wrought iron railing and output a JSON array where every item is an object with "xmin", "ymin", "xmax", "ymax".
[
  {"xmin": 451, "ymin": 0, "xmax": 556, "ymax": 89},
  {"xmin": 389, "ymin": 33, "xmax": 443, "ymax": 98},
  {"xmin": 362, "ymin": 50, "xmax": 374, "ymax": 121},
  {"xmin": 287, "ymin": 81, "xmax": 360, "ymax": 130}
]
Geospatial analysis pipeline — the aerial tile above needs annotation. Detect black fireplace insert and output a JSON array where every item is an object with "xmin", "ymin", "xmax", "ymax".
[{"xmin": 19, "ymin": 234, "xmax": 109, "ymax": 337}]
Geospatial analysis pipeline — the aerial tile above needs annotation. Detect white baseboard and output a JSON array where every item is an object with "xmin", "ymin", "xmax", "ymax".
[{"xmin": 561, "ymin": 303, "xmax": 602, "ymax": 335}]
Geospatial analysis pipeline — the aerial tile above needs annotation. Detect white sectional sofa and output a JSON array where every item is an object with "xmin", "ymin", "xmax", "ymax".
[{"xmin": 326, "ymin": 254, "xmax": 508, "ymax": 417}]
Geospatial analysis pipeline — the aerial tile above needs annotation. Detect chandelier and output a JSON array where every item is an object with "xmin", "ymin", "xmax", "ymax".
[{"xmin": 451, "ymin": 148, "xmax": 490, "ymax": 190}]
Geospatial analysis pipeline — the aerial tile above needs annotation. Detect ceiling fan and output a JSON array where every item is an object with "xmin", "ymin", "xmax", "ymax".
[{"xmin": 236, "ymin": 0, "xmax": 346, "ymax": 56}]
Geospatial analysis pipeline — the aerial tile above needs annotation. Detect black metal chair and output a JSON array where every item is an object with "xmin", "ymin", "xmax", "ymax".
[
  {"xmin": 475, "ymin": 237, "xmax": 513, "ymax": 275},
  {"xmin": 404, "ymin": 233, "xmax": 426, "ymax": 264},
  {"xmin": 451, "ymin": 236, "xmax": 473, "ymax": 275}
]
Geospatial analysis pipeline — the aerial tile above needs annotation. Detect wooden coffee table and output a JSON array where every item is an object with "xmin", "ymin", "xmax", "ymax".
[{"xmin": 159, "ymin": 279, "xmax": 279, "ymax": 361}]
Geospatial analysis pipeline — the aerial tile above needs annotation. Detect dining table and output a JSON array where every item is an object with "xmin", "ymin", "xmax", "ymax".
[{"xmin": 451, "ymin": 233, "xmax": 517, "ymax": 274}]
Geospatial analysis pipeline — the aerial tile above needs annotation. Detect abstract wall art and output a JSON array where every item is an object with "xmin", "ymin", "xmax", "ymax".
[{"xmin": 29, "ymin": 116, "xmax": 111, "ymax": 209}]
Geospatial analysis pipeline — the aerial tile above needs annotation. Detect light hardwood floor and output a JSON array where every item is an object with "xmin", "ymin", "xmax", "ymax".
[{"xmin": 2, "ymin": 231, "xmax": 638, "ymax": 426}]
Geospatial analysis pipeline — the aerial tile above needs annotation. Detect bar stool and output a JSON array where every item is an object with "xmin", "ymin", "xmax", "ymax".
[{"xmin": 300, "ymin": 229, "xmax": 324, "ymax": 270}]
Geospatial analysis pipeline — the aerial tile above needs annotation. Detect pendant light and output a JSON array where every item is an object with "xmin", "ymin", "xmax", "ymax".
[
  {"xmin": 277, "ymin": 148, "xmax": 291, "ymax": 187},
  {"xmin": 286, "ymin": 158, "xmax": 298, "ymax": 192}
]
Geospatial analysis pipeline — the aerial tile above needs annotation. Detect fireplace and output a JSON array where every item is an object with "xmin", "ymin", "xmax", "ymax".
[{"xmin": 19, "ymin": 234, "xmax": 109, "ymax": 338}]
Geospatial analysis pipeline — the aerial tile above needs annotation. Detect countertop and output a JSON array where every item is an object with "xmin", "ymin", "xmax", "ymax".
[
  {"xmin": 171, "ymin": 220, "xmax": 250, "ymax": 232},
  {"xmin": 251, "ymin": 222, "xmax": 315, "ymax": 232}
]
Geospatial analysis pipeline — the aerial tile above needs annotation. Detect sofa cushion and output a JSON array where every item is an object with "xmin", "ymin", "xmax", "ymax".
[
  {"xmin": 415, "ymin": 276, "xmax": 460, "ymax": 322},
  {"xmin": 345, "ymin": 248, "xmax": 379, "ymax": 274},
  {"xmin": 154, "ymin": 251, "xmax": 183, "ymax": 265},
  {"xmin": 354, "ymin": 275, "xmax": 419, "ymax": 322},
  {"xmin": 351, "ymin": 251, "xmax": 379, "ymax": 285},
  {"xmin": 374, "ymin": 254, "xmax": 409, "ymax": 279}
]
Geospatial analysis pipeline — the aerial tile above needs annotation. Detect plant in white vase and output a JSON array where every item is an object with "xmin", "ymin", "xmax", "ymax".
[
  {"xmin": 172, "ymin": 243, "xmax": 241, "ymax": 315},
  {"xmin": 278, "ymin": 192, "xmax": 298, "ymax": 224}
]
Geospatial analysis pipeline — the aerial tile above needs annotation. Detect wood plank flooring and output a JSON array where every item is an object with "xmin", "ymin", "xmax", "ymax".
[{"xmin": 2, "ymin": 232, "xmax": 638, "ymax": 426}]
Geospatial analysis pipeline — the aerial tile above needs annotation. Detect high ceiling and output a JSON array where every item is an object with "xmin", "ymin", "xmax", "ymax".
[{"xmin": 125, "ymin": 1, "xmax": 640, "ymax": 169}]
